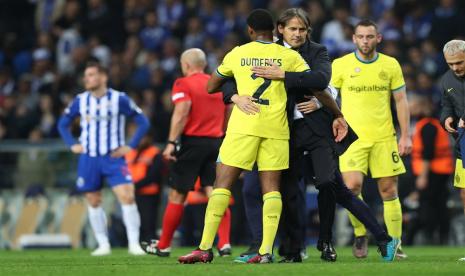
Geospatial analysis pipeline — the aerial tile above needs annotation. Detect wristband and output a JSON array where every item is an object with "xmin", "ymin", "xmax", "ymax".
[{"xmin": 168, "ymin": 140, "xmax": 178, "ymax": 146}]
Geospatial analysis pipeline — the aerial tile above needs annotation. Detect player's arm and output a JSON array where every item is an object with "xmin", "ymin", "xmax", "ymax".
[
  {"xmin": 164, "ymin": 100, "xmax": 191, "ymax": 161},
  {"xmin": 251, "ymin": 45, "xmax": 331, "ymax": 91},
  {"xmin": 57, "ymin": 98, "xmax": 82, "ymax": 154},
  {"xmin": 207, "ymin": 72, "xmax": 226, "ymax": 93},
  {"xmin": 393, "ymin": 87, "xmax": 412, "ymax": 156},
  {"xmin": 221, "ymin": 76, "xmax": 259, "ymax": 115},
  {"xmin": 439, "ymin": 78, "xmax": 457, "ymax": 133},
  {"xmin": 112, "ymin": 96, "xmax": 150, "ymax": 157},
  {"xmin": 312, "ymin": 88, "xmax": 343, "ymax": 118}
]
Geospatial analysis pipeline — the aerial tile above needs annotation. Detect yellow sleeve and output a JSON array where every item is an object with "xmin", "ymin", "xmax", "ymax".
[
  {"xmin": 290, "ymin": 51, "xmax": 310, "ymax": 72},
  {"xmin": 330, "ymin": 58, "xmax": 343, "ymax": 89},
  {"xmin": 216, "ymin": 48, "xmax": 236, "ymax": 78},
  {"xmin": 390, "ymin": 59, "xmax": 405, "ymax": 92}
]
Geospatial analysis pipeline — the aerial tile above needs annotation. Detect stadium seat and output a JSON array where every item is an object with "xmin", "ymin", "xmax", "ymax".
[
  {"xmin": 59, "ymin": 196, "xmax": 87, "ymax": 248},
  {"xmin": 11, "ymin": 196, "xmax": 48, "ymax": 249}
]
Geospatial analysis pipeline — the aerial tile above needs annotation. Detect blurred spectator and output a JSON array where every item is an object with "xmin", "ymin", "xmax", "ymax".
[
  {"xmin": 55, "ymin": 28, "xmax": 82, "ymax": 75},
  {"xmin": 377, "ymin": 9, "xmax": 402, "ymax": 41},
  {"xmin": 156, "ymin": 0, "xmax": 185, "ymax": 34},
  {"xmin": 30, "ymin": 48, "xmax": 55, "ymax": 96},
  {"xmin": 183, "ymin": 17, "xmax": 206, "ymax": 50},
  {"xmin": 321, "ymin": 5, "xmax": 358, "ymax": 57},
  {"xmin": 88, "ymin": 35, "xmax": 111, "ymax": 68},
  {"xmin": 53, "ymin": 0, "xmax": 81, "ymax": 30},
  {"xmin": 37, "ymin": 93, "xmax": 58, "ymax": 138},
  {"xmin": 34, "ymin": 0, "xmax": 65, "ymax": 32},
  {"xmin": 429, "ymin": 0, "xmax": 465, "ymax": 49},
  {"xmin": 403, "ymin": 2, "xmax": 433, "ymax": 45},
  {"xmin": 81, "ymin": 0, "xmax": 115, "ymax": 47},
  {"xmin": 0, "ymin": 68, "xmax": 15, "ymax": 97},
  {"xmin": 139, "ymin": 11, "xmax": 171, "ymax": 52},
  {"xmin": 305, "ymin": 0, "xmax": 328, "ymax": 43}
]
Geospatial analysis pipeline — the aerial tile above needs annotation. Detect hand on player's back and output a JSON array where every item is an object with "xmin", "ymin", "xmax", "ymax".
[
  {"xmin": 296, "ymin": 96, "xmax": 320, "ymax": 114},
  {"xmin": 231, "ymin": 95, "xmax": 260, "ymax": 115},
  {"xmin": 251, "ymin": 62, "xmax": 285, "ymax": 80},
  {"xmin": 111, "ymin": 145, "xmax": 132, "ymax": 158},
  {"xmin": 70, "ymin": 144, "xmax": 84, "ymax": 154}
]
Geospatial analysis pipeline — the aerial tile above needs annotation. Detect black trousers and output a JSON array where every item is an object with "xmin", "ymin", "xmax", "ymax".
[
  {"xmin": 135, "ymin": 193, "xmax": 160, "ymax": 242},
  {"xmin": 406, "ymin": 172, "xmax": 450, "ymax": 245},
  {"xmin": 279, "ymin": 120, "xmax": 338, "ymax": 255}
]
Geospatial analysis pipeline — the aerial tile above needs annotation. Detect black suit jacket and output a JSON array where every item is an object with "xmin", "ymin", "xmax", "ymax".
[{"xmin": 222, "ymin": 39, "xmax": 357, "ymax": 156}]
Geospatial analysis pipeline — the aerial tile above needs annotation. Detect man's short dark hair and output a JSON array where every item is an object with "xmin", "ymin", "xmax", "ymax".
[
  {"xmin": 354, "ymin": 19, "xmax": 378, "ymax": 33},
  {"xmin": 85, "ymin": 61, "xmax": 107, "ymax": 74},
  {"xmin": 246, "ymin": 9, "xmax": 274, "ymax": 32}
]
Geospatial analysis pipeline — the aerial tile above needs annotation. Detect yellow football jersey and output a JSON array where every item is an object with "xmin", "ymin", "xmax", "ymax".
[
  {"xmin": 217, "ymin": 40, "xmax": 309, "ymax": 139},
  {"xmin": 331, "ymin": 52, "xmax": 405, "ymax": 141}
]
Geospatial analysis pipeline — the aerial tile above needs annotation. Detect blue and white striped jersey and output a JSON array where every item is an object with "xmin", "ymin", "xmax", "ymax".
[{"xmin": 58, "ymin": 88, "xmax": 149, "ymax": 157}]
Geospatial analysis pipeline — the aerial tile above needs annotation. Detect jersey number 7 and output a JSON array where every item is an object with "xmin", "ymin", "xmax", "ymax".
[{"xmin": 251, "ymin": 73, "xmax": 270, "ymax": 105}]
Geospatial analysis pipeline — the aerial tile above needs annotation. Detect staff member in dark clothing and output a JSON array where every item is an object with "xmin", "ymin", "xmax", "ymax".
[
  {"xmin": 126, "ymin": 131, "xmax": 165, "ymax": 242},
  {"xmin": 225, "ymin": 8, "xmax": 399, "ymax": 263},
  {"xmin": 438, "ymin": 39, "xmax": 465, "ymax": 261},
  {"xmin": 408, "ymin": 94, "xmax": 453, "ymax": 244}
]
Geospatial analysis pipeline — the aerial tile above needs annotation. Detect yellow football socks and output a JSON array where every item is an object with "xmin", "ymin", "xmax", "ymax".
[
  {"xmin": 259, "ymin": 191, "xmax": 282, "ymax": 255},
  {"xmin": 348, "ymin": 194, "xmax": 367, "ymax": 237},
  {"xmin": 383, "ymin": 197, "xmax": 402, "ymax": 239},
  {"xmin": 199, "ymin": 188, "xmax": 231, "ymax": 250}
]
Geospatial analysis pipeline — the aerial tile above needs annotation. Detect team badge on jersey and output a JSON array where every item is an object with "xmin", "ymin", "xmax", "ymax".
[
  {"xmin": 348, "ymin": 159, "xmax": 356, "ymax": 167},
  {"xmin": 378, "ymin": 70, "xmax": 388, "ymax": 81},
  {"xmin": 77, "ymin": 177, "xmax": 85, "ymax": 188}
]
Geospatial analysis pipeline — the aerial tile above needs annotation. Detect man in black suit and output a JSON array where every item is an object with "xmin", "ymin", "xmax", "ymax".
[{"xmin": 224, "ymin": 8, "xmax": 398, "ymax": 263}]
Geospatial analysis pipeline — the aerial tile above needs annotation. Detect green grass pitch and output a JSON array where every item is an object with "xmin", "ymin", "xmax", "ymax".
[{"xmin": 0, "ymin": 247, "xmax": 463, "ymax": 276}]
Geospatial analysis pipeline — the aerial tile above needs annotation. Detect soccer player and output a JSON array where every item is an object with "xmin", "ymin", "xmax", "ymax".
[
  {"xmin": 233, "ymin": 8, "xmax": 400, "ymax": 263},
  {"xmin": 142, "ymin": 48, "xmax": 230, "ymax": 257},
  {"xmin": 331, "ymin": 19, "xmax": 411, "ymax": 259},
  {"xmin": 178, "ymin": 9, "xmax": 310, "ymax": 264},
  {"xmin": 57, "ymin": 62, "xmax": 149, "ymax": 256},
  {"xmin": 438, "ymin": 39, "xmax": 465, "ymax": 261}
]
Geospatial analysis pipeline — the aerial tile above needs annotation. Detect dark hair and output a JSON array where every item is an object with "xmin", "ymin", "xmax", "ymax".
[
  {"xmin": 277, "ymin": 8, "xmax": 312, "ymax": 32},
  {"xmin": 246, "ymin": 9, "xmax": 274, "ymax": 32},
  {"xmin": 85, "ymin": 61, "xmax": 107, "ymax": 74},
  {"xmin": 354, "ymin": 19, "xmax": 378, "ymax": 32},
  {"xmin": 276, "ymin": 8, "xmax": 312, "ymax": 40}
]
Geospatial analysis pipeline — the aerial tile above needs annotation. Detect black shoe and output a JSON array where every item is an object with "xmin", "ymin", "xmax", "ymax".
[
  {"xmin": 318, "ymin": 241, "xmax": 337, "ymax": 262},
  {"xmin": 141, "ymin": 240, "xmax": 171, "ymax": 257},
  {"xmin": 278, "ymin": 254, "xmax": 302, "ymax": 263},
  {"xmin": 218, "ymin": 244, "xmax": 232, "ymax": 257}
]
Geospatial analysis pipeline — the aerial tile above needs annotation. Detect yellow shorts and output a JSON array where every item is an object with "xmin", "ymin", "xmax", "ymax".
[
  {"xmin": 454, "ymin": 159, "xmax": 465, "ymax": 188},
  {"xmin": 218, "ymin": 132, "xmax": 289, "ymax": 171},
  {"xmin": 339, "ymin": 138, "xmax": 405, "ymax": 178}
]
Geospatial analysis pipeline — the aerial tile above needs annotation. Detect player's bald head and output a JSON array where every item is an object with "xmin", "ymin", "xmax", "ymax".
[{"xmin": 180, "ymin": 48, "xmax": 207, "ymax": 69}]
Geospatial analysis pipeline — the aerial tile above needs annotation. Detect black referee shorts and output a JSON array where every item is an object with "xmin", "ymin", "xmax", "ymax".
[{"xmin": 168, "ymin": 136, "xmax": 222, "ymax": 194}]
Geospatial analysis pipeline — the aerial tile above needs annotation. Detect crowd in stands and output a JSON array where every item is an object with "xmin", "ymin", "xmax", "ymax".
[{"xmin": 0, "ymin": 0, "xmax": 464, "ymax": 143}]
